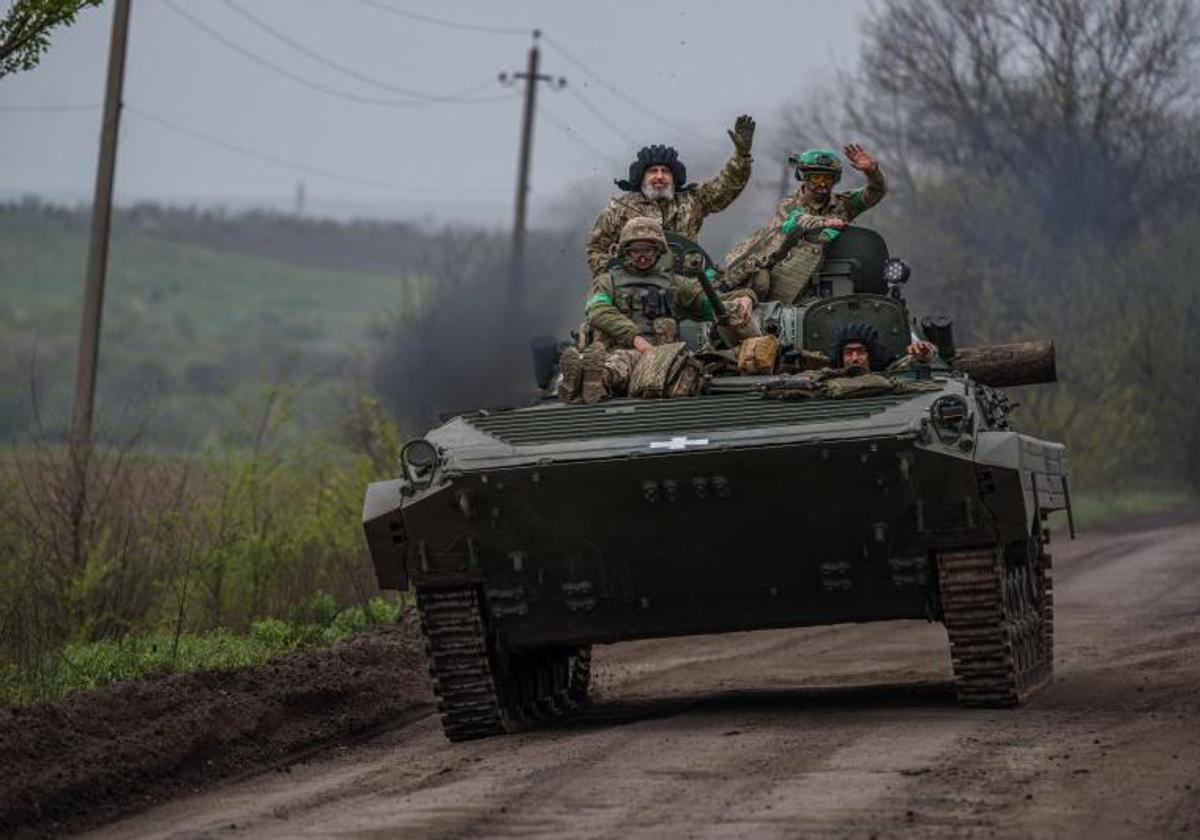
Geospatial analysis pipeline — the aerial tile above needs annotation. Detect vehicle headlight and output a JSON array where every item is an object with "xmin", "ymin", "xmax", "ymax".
[{"xmin": 401, "ymin": 439, "xmax": 439, "ymax": 474}]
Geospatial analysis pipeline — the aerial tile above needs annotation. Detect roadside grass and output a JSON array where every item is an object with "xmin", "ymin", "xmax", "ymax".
[
  {"xmin": 1055, "ymin": 485, "xmax": 1198, "ymax": 530},
  {"xmin": 0, "ymin": 393, "xmax": 406, "ymax": 709},
  {"xmin": 0, "ymin": 594, "xmax": 405, "ymax": 707}
]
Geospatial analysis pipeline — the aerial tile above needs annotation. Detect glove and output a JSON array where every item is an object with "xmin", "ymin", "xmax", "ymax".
[{"xmin": 727, "ymin": 114, "xmax": 755, "ymax": 156}]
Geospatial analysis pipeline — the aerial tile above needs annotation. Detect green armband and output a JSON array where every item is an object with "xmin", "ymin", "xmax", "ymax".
[
  {"xmin": 819, "ymin": 228, "xmax": 841, "ymax": 243},
  {"xmin": 704, "ymin": 267, "xmax": 718, "ymax": 280},
  {"xmin": 781, "ymin": 209, "xmax": 802, "ymax": 234},
  {"xmin": 586, "ymin": 291, "xmax": 613, "ymax": 308},
  {"xmin": 700, "ymin": 296, "xmax": 715, "ymax": 320}
]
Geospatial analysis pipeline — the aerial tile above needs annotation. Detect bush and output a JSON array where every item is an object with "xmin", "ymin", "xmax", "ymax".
[{"xmin": 0, "ymin": 386, "xmax": 407, "ymax": 706}]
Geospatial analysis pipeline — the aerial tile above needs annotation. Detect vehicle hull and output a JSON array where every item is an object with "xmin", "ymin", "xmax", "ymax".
[{"xmin": 366, "ymin": 386, "xmax": 1066, "ymax": 651}]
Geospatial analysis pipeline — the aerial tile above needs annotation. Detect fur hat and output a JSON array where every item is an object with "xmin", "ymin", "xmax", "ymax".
[
  {"xmin": 829, "ymin": 321, "xmax": 892, "ymax": 371},
  {"xmin": 615, "ymin": 144, "xmax": 695, "ymax": 193}
]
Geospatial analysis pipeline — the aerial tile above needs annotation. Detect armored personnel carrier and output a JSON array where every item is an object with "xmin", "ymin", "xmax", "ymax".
[{"xmin": 363, "ymin": 228, "xmax": 1072, "ymax": 741}]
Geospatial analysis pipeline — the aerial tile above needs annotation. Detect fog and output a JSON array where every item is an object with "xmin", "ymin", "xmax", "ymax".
[{"xmin": 0, "ymin": 0, "xmax": 869, "ymax": 226}]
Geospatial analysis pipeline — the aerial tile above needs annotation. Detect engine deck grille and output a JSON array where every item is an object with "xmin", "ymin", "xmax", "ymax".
[{"xmin": 464, "ymin": 392, "xmax": 915, "ymax": 445}]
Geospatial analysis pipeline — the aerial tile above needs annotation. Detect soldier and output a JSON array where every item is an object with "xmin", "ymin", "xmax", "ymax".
[
  {"xmin": 829, "ymin": 321, "xmax": 935, "ymax": 372},
  {"xmin": 585, "ymin": 115, "xmax": 756, "ymax": 274},
  {"xmin": 723, "ymin": 144, "xmax": 887, "ymax": 301},
  {"xmin": 561, "ymin": 217, "xmax": 757, "ymax": 404}
]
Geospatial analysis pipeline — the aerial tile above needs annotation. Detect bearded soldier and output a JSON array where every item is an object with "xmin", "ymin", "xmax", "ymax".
[
  {"xmin": 561, "ymin": 217, "xmax": 757, "ymax": 404},
  {"xmin": 723, "ymin": 144, "xmax": 887, "ymax": 302},
  {"xmin": 585, "ymin": 115, "xmax": 756, "ymax": 274},
  {"xmin": 825, "ymin": 321, "xmax": 937, "ymax": 377}
]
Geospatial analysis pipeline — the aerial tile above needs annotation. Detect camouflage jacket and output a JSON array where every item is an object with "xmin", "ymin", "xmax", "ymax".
[
  {"xmin": 723, "ymin": 165, "xmax": 887, "ymax": 288},
  {"xmin": 586, "ymin": 149, "xmax": 752, "ymax": 274},
  {"xmin": 585, "ymin": 254, "xmax": 717, "ymax": 348}
]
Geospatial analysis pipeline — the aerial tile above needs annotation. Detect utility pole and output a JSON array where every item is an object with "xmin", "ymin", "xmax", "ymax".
[
  {"xmin": 499, "ymin": 30, "xmax": 565, "ymax": 302},
  {"xmin": 70, "ymin": 0, "xmax": 132, "ymax": 456}
]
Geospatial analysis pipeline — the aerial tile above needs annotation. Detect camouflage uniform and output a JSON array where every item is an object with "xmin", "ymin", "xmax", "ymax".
[
  {"xmin": 723, "ymin": 165, "xmax": 887, "ymax": 296},
  {"xmin": 586, "ymin": 149, "xmax": 752, "ymax": 274},
  {"xmin": 561, "ymin": 217, "xmax": 757, "ymax": 403},
  {"xmin": 585, "ymin": 252, "xmax": 722, "ymax": 348}
]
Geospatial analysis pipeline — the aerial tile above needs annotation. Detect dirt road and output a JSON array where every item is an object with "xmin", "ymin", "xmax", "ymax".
[{"xmin": 93, "ymin": 519, "xmax": 1200, "ymax": 839}]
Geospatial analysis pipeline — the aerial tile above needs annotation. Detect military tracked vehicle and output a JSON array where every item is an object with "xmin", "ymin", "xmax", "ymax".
[{"xmin": 363, "ymin": 228, "xmax": 1073, "ymax": 742}]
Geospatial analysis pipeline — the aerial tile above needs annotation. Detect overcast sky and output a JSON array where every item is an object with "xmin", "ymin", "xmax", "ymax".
[{"xmin": 0, "ymin": 0, "xmax": 870, "ymax": 226}]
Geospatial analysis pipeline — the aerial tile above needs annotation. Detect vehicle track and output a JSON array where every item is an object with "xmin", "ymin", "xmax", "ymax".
[{"xmin": 91, "ymin": 518, "xmax": 1200, "ymax": 839}]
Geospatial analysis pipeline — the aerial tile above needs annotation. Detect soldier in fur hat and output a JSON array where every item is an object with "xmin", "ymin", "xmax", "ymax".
[
  {"xmin": 585, "ymin": 115, "xmax": 756, "ymax": 274},
  {"xmin": 829, "ymin": 321, "xmax": 935, "ymax": 372}
]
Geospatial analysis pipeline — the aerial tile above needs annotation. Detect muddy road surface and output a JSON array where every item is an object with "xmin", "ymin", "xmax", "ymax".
[{"xmin": 94, "ymin": 519, "xmax": 1200, "ymax": 838}]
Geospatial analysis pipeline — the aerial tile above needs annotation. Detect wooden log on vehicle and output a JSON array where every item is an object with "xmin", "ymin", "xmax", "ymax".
[{"xmin": 952, "ymin": 340, "xmax": 1056, "ymax": 387}]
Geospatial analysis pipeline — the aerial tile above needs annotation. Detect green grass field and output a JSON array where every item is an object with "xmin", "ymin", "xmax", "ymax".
[
  {"xmin": 1062, "ymin": 486, "xmax": 1198, "ymax": 529},
  {"xmin": 0, "ymin": 208, "xmax": 420, "ymax": 447},
  {"xmin": 0, "ymin": 594, "xmax": 403, "ymax": 706}
]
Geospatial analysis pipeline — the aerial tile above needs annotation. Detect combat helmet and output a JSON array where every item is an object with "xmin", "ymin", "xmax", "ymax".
[
  {"xmin": 615, "ymin": 145, "xmax": 696, "ymax": 193},
  {"xmin": 618, "ymin": 216, "xmax": 668, "ymax": 252},
  {"xmin": 789, "ymin": 148, "xmax": 843, "ymax": 183}
]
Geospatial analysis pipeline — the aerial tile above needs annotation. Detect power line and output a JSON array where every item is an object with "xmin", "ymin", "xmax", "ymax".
[
  {"xmin": 352, "ymin": 0, "xmax": 530, "ymax": 36},
  {"xmin": 159, "ymin": 0, "xmax": 510, "ymax": 108},
  {"xmin": 539, "ymin": 103, "xmax": 623, "ymax": 169},
  {"xmin": 124, "ymin": 104, "xmax": 510, "ymax": 197},
  {"xmin": 216, "ymin": 0, "xmax": 498, "ymax": 103},
  {"xmin": 566, "ymin": 86, "xmax": 637, "ymax": 147},
  {"xmin": 541, "ymin": 34, "xmax": 699, "ymax": 137}
]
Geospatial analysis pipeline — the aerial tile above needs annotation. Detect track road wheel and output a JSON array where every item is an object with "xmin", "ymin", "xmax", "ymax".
[
  {"xmin": 416, "ymin": 587, "xmax": 592, "ymax": 742},
  {"xmin": 937, "ymin": 544, "xmax": 1052, "ymax": 707}
]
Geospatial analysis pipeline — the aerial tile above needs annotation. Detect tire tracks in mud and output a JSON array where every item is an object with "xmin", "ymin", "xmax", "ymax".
[
  {"xmin": 92, "ymin": 514, "xmax": 1200, "ymax": 839},
  {"xmin": 10, "ymin": 511, "xmax": 1200, "ymax": 838}
]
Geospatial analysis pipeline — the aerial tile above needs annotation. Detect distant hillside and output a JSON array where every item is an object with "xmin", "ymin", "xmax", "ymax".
[{"xmin": 0, "ymin": 202, "xmax": 428, "ymax": 448}]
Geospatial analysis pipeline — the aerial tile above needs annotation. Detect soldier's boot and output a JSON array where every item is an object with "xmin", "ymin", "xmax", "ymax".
[
  {"xmin": 557, "ymin": 347, "xmax": 584, "ymax": 403},
  {"xmin": 581, "ymin": 344, "xmax": 612, "ymax": 404}
]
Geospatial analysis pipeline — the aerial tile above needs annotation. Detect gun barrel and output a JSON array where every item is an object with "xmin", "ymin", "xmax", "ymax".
[
  {"xmin": 953, "ymin": 340, "xmax": 1056, "ymax": 387},
  {"xmin": 696, "ymin": 270, "xmax": 730, "ymax": 325}
]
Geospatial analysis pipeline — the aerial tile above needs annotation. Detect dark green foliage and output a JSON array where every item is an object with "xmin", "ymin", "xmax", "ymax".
[
  {"xmin": 818, "ymin": 0, "xmax": 1200, "ymax": 489},
  {"xmin": 0, "ymin": 0, "xmax": 102, "ymax": 78}
]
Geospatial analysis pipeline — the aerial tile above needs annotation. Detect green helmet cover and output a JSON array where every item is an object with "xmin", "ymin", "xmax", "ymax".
[{"xmin": 789, "ymin": 148, "xmax": 842, "ymax": 182}]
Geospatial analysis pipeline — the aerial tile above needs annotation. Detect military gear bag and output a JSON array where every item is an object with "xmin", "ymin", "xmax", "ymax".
[
  {"xmin": 737, "ymin": 334, "xmax": 780, "ymax": 375},
  {"xmin": 667, "ymin": 354, "xmax": 703, "ymax": 398},
  {"xmin": 768, "ymin": 242, "xmax": 824, "ymax": 303},
  {"xmin": 823, "ymin": 372, "xmax": 896, "ymax": 399},
  {"xmin": 629, "ymin": 342, "xmax": 688, "ymax": 398}
]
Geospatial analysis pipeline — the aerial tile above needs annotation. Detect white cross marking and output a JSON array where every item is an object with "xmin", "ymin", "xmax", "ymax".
[{"xmin": 648, "ymin": 436, "xmax": 710, "ymax": 451}]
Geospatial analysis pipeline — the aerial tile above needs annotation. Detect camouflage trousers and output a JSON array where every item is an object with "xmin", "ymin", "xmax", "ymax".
[
  {"xmin": 592, "ymin": 346, "xmax": 641, "ymax": 397},
  {"xmin": 558, "ymin": 342, "xmax": 701, "ymax": 404}
]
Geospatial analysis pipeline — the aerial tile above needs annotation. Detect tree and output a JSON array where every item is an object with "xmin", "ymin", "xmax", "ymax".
[
  {"xmin": 1, "ymin": 0, "xmax": 102, "ymax": 78},
  {"xmin": 846, "ymin": 0, "xmax": 1200, "ymax": 236}
]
